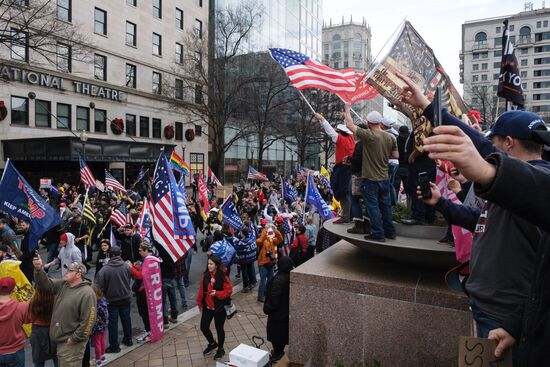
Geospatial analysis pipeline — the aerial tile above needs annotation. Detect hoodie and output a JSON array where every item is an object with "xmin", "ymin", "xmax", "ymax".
[
  {"xmin": 57, "ymin": 233, "xmax": 82, "ymax": 276},
  {"xmin": 33, "ymin": 268, "xmax": 96, "ymax": 344},
  {"xmin": 0, "ymin": 299, "xmax": 28, "ymax": 354},
  {"xmin": 95, "ymin": 256, "xmax": 132, "ymax": 303}
]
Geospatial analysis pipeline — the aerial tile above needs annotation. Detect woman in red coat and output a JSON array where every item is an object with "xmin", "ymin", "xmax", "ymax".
[{"xmin": 196, "ymin": 255, "xmax": 233, "ymax": 360}]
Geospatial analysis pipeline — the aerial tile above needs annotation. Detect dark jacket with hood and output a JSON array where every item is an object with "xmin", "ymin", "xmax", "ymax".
[
  {"xmin": 264, "ymin": 256, "xmax": 294, "ymax": 345},
  {"xmin": 95, "ymin": 256, "xmax": 132, "ymax": 304}
]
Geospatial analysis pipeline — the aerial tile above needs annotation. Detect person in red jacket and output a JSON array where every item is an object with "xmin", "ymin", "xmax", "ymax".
[
  {"xmin": 0, "ymin": 277, "xmax": 29, "ymax": 367},
  {"xmin": 290, "ymin": 225, "xmax": 309, "ymax": 266},
  {"xmin": 196, "ymin": 255, "xmax": 233, "ymax": 361}
]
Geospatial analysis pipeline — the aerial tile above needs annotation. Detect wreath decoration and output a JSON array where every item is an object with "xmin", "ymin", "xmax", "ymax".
[
  {"xmin": 111, "ymin": 117, "xmax": 124, "ymax": 135},
  {"xmin": 185, "ymin": 128, "xmax": 195, "ymax": 142},
  {"xmin": 164, "ymin": 124, "xmax": 175, "ymax": 139},
  {"xmin": 0, "ymin": 101, "xmax": 7, "ymax": 121}
]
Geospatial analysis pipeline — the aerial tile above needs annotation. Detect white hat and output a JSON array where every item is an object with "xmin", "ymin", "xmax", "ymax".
[
  {"xmin": 366, "ymin": 111, "xmax": 383, "ymax": 124},
  {"xmin": 336, "ymin": 124, "xmax": 353, "ymax": 135},
  {"xmin": 382, "ymin": 117, "xmax": 394, "ymax": 128}
]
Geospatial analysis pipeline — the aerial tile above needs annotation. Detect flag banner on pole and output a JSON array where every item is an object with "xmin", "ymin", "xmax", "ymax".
[
  {"xmin": 497, "ymin": 19, "xmax": 525, "ymax": 107},
  {"xmin": 247, "ymin": 167, "xmax": 268, "ymax": 181},
  {"xmin": 221, "ymin": 196, "xmax": 243, "ymax": 232},
  {"xmin": 339, "ymin": 72, "xmax": 380, "ymax": 104},
  {"xmin": 141, "ymin": 255, "xmax": 164, "ymax": 341},
  {"xmin": 197, "ymin": 175, "xmax": 210, "ymax": 212},
  {"xmin": 319, "ymin": 174, "xmax": 334, "ymax": 196},
  {"xmin": 366, "ymin": 21, "xmax": 468, "ymax": 118},
  {"xmin": 281, "ymin": 177, "xmax": 298, "ymax": 203},
  {"xmin": 305, "ymin": 174, "xmax": 334, "ymax": 221},
  {"xmin": 130, "ymin": 167, "xmax": 146, "ymax": 189},
  {"xmin": 207, "ymin": 167, "xmax": 222, "ymax": 186},
  {"xmin": 110, "ymin": 201, "xmax": 129, "ymax": 227},
  {"xmin": 136, "ymin": 199, "xmax": 152, "ymax": 242},
  {"xmin": 169, "ymin": 151, "xmax": 191, "ymax": 176},
  {"xmin": 268, "ymin": 47, "xmax": 361, "ymax": 103},
  {"xmin": 0, "ymin": 160, "xmax": 61, "ymax": 251},
  {"xmin": 79, "ymin": 155, "xmax": 96, "ymax": 189},
  {"xmin": 82, "ymin": 190, "xmax": 96, "ymax": 247},
  {"xmin": 94, "ymin": 180, "xmax": 105, "ymax": 192},
  {"xmin": 320, "ymin": 166, "xmax": 330, "ymax": 180},
  {"xmin": 110, "ymin": 227, "xmax": 117, "ymax": 247},
  {"xmin": 177, "ymin": 176, "xmax": 186, "ymax": 197},
  {"xmin": 105, "ymin": 170, "xmax": 126, "ymax": 192},
  {"xmin": 151, "ymin": 151, "xmax": 194, "ymax": 261}
]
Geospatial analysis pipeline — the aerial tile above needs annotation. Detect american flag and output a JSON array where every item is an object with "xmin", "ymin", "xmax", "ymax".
[
  {"xmin": 79, "ymin": 155, "xmax": 96, "ymax": 189},
  {"xmin": 279, "ymin": 217, "xmax": 293, "ymax": 257},
  {"xmin": 110, "ymin": 201, "xmax": 128, "ymax": 227},
  {"xmin": 247, "ymin": 167, "xmax": 268, "ymax": 181},
  {"xmin": 151, "ymin": 152, "xmax": 193, "ymax": 261},
  {"xmin": 269, "ymin": 48, "xmax": 359, "ymax": 100},
  {"xmin": 105, "ymin": 170, "xmax": 126, "ymax": 192},
  {"xmin": 207, "ymin": 167, "xmax": 222, "ymax": 186}
]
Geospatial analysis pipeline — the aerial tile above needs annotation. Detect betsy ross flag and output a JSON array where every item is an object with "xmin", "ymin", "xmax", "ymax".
[
  {"xmin": 105, "ymin": 170, "xmax": 126, "ymax": 192},
  {"xmin": 269, "ymin": 47, "xmax": 359, "ymax": 102},
  {"xmin": 110, "ymin": 201, "xmax": 129, "ymax": 227},
  {"xmin": 79, "ymin": 155, "xmax": 96, "ymax": 189},
  {"xmin": 247, "ymin": 167, "xmax": 268, "ymax": 181},
  {"xmin": 151, "ymin": 151, "xmax": 195, "ymax": 261},
  {"xmin": 497, "ymin": 19, "xmax": 525, "ymax": 108},
  {"xmin": 207, "ymin": 167, "xmax": 222, "ymax": 186}
]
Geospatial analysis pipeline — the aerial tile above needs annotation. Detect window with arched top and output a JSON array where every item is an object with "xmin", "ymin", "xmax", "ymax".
[
  {"xmin": 474, "ymin": 32, "xmax": 487, "ymax": 42},
  {"xmin": 520, "ymin": 26, "xmax": 531, "ymax": 36}
]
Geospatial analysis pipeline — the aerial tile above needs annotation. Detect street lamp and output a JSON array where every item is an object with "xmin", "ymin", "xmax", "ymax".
[
  {"xmin": 80, "ymin": 130, "xmax": 88, "ymax": 158},
  {"xmin": 251, "ymin": 149, "xmax": 254, "ymax": 167}
]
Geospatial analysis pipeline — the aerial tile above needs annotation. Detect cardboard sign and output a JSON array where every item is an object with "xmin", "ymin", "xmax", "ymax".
[
  {"xmin": 40, "ymin": 178, "xmax": 52, "ymax": 186},
  {"xmin": 458, "ymin": 336, "xmax": 512, "ymax": 367}
]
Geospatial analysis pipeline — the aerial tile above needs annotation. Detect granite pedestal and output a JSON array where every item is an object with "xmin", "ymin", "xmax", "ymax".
[{"xmin": 289, "ymin": 241, "xmax": 471, "ymax": 367}]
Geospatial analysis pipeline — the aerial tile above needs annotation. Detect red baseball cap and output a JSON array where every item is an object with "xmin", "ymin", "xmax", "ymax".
[{"xmin": 0, "ymin": 277, "xmax": 16, "ymax": 293}]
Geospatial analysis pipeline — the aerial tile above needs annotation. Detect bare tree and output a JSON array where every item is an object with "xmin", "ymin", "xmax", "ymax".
[
  {"xmin": 169, "ymin": 1, "xmax": 263, "ymax": 178},
  {"xmin": 464, "ymin": 82, "xmax": 499, "ymax": 126},
  {"xmin": 0, "ymin": 0, "xmax": 91, "ymax": 65}
]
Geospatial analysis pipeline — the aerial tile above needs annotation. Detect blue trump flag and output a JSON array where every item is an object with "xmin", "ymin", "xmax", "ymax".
[
  {"xmin": 305, "ymin": 174, "xmax": 334, "ymax": 221},
  {"xmin": 281, "ymin": 177, "xmax": 298, "ymax": 203},
  {"xmin": 0, "ymin": 160, "xmax": 61, "ymax": 251},
  {"xmin": 319, "ymin": 175, "xmax": 334, "ymax": 196},
  {"xmin": 221, "ymin": 196, "xmax": 243, "ymax": 232}
]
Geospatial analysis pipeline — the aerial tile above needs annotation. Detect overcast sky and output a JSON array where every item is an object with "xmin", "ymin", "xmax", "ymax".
[{"xmin": 322, "ymin": 0, "xmax": 533, "ymax": 95}]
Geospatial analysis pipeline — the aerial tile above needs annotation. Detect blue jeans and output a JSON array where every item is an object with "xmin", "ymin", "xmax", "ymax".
[
  {"xmin": 469, "ymin": 300, "xmax": 501, "ymax": 338},
  {"xmin": 175, "ymin": 276, "xmax": 188, "ymax": 308},
  {"xmin": 0, "ymin": 348, "xmax": 24, "ymax": 367},
  {"xmin": 258, "ymin": 265, "xmax": 274, "ymax": 300},
  {"xmin": 361, "ymin": 178, "xmax": 395, "ymax": 238},
  {"xmin": 162, "ymin": 278, "xmax": 178, "ymax": 322},
  {"xmin": 349, "ymin": 178, "xmax": 362, "ymax": 219},
  {"xmin": 107, "ymin": 301, "xmax": 132, "ymax": 348},
  {"xmin": 184, "ymin": 250, "xmax": 193, "ymax": 287},
  {"xmin": 46, "ymin": 242, "xmax": 59, "ymax": 264},
  {"xmin": 388, "ymin": 163, "xmax": 399, "ymax": 206},
  {"xmin": 33, "ymin": 360, "xmax": 59, "ymax": 367}
]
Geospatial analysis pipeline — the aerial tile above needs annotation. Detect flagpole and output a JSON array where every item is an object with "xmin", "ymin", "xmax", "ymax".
[
  {"xmin": 303, "ymin": 173, "xmax": 309, "ymax": 222},
  {"xmin": 336, "ymin": 95, "xmax": 363, "ymax": 122},
  {"xmin": 297, "ymin": 90, "xmax": 316, "ymax": 114},
  {"xmin": 81, "ymin": 188, "xmax": 89, "ymax": 217},
  {"xmin": 0, "ymin": 158, "xmax": 10, "ymax": 185}
]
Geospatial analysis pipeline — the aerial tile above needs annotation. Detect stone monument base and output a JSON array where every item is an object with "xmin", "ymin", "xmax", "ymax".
[{"xmin": 289, "ymin": 240, "xmax": 471, "ymax": 367}]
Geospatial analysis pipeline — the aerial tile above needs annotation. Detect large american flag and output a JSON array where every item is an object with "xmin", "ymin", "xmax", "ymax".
[
  {"xmin": 110, "ymin": 201, "xmax": 129, "ymax": 227},
  {"xmin": 79, "ymin": 155, "xmax": 96, "ymax": 189},
  {"xmin": 269, "ymin": 48, "xmax": 358, "ymax": 99},
  {"xmin": 151, "ymin": 152, "xmax": 193, "ymax": 261},
  {"xmin": 247, "ymin": 167, "xmax": 268, "ymax": 181},
  {"xmin": 105, "ymin": 170, "xmax": 126, "ymax": 192}
]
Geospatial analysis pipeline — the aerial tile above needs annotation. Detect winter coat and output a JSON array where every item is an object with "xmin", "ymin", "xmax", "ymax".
[
  {"xmin": 92, "ymin": 297, "xmax": 109, "ymax": 334},
  {"xmin": 196, "ymin": 271, "xmax": 232, "ymax": 312},
  {"xmin": 95, "ymin": 256, "xmax": 132, "ymax": 304},
  {"xmin": 0, "ymin": 299, "xmax": 28, "ymax": 354},
  {"xmin": 57, "ymin": 233, "xmax": 82, "ymax": 276},
  {"xmin": 264, "ymin": 256, "xmax": 293, "ymax": 346}
]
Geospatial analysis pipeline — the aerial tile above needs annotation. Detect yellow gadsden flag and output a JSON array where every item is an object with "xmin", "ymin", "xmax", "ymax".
[
  {"xmin": 320, "ymin": 166, "xmax": 330, "ymax": 180},
  {"xmin": 0, "ymin": 260, "xmax": 34, "ymax": 336}
]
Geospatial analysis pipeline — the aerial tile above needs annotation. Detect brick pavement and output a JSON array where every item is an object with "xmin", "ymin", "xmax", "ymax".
[{"xmin": 106, "ymin": 288, "xmax": 271, "ymax": 367}]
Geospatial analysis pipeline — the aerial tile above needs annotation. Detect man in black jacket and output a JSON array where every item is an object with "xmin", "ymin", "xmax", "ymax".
[
  {"xmin": 422, "ymin": 125, "xmax": 550, "ymax": 366},
  {"xmin": 95, "ymin": 246, "xmax": 133, "ymax": 353},
  {"xmin": 115, "ymin": 224, "xmax": 141, "ymax": 263}
]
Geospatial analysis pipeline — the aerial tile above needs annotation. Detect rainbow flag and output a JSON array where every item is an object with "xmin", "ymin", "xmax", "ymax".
[{"xmin": 170, "ymin": 151, "xmax": 190, "ymax": 176}]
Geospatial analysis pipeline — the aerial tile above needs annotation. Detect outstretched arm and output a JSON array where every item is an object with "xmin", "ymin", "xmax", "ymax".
[{"xmin": 314, "ymin": 113, "xmax": 338, "ymax": 143}]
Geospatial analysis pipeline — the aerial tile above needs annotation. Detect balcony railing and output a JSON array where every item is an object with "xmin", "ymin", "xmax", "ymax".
[
  {"xmin": 518, "ymin": 35, "xmax": 533, "ymax": 45},
  {"xmin": 472, "ymin": 41, "xmax": 488, "ymax": 50}
]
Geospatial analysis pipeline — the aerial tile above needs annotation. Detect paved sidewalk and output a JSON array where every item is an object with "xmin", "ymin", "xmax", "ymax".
[{"xmin": 105, "ymin": 288, "xmax": 271, "ymax": 367}]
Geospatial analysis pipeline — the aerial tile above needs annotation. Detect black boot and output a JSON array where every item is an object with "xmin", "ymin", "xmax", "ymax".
[
  {"xmin": 214, "ymin": 348, "xmax": 225, "ymax": 360},
  {"xmin": 203, "ymin": 342, "xmax": 218, "ymax": 356},
  {"xmin": 347, "ymin": 218, "xmax": 366, "ymax": 234}
]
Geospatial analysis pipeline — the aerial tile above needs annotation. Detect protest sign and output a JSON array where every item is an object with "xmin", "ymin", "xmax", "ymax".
[{"xmin": 458, "ymin": 336, "xmax": 512, "ymax": 367}]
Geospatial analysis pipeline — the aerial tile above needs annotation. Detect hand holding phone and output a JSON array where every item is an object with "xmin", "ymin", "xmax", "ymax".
[{"xmin": 418, "ymin": 172, "xmax": 432, "ymax": 199}]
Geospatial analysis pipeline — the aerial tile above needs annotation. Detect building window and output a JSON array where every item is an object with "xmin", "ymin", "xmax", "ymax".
[
  {"xmin": 535, "ymin": 31, "xmax": 550, "ymax": 41},
  {"xmin": 494, "ymin": 37, "xmax": 502, "ymax": 47},
  {"xmin": 195, "ymin": 84, "xmax": 203, "ymax": 104},
  {"xmin": 11, "ymin": 96, "xmax": 28, "ymax": 125},
  {"xmin": 473, "ymin": 64, "xmax": 479, "ymax": 71},
  {"xmin": 472, "ymin": 75, "xmax": 479, "ymax": 82},
  {"xmin": 10, "ymin": 29, "xmax": 27, "ymax": 61},
  {"xmin": 521, "ymin": 48, "xmax": 529, "ymax": 54},
  {"xmin": 195, "ymin": 124, "xmax": 202, "ymax": 136},
  {"xmin": 126, "ymin": 21, "xmax": 136, "ymax": 46},
  {"xmin": 126, "ymin": 114, "xmax": 136, "ymax": 136},
  {"xmin": 473, "ymin": 53, "xmax": 480, "ymax": 60},
  {"xmin": 494, "ymin": 61, "xmax": 500, "ymax": 69},
  {"xmin": 494, "ymin": 50, "xmax": 502, "ymax": 57},
  {"xmin": 195, "ymin": 19, "xmax": 202, "ymax": 38},
  {"xmin": 535, "ymin": 45, "xmax": 550, "ymax": 52},
  {"xmin": 175, "ymin": 122, "xmax": 183, "ymax": 141},
  {"xmin": 139, "ymin": 116, "xmax": 149, "ymax": 137},
  {"xmin": 509, "ymin": 25, "xmax": 514, "ymax": 32},
  {"xmin": 127, "ymin": 0, "xmax": 136, "ymax": 6},
  {"xmin": 152, "ymin": 118, "xmax": 161, "ymax": 138},
  {"xmin": 537, "ymin": 21, "xmax": 542, "ymax": 28},
  {"xmin": 534, "ymin": 57, "xmax": 550, "ymax": 65},
  {"xmin": 152, "ymin": 72, "xmax": 161, "ymax": 94},
  {"xmin": 76, "ymin": 106, "xmax": 89, "ymax": 131},
  {"xmin": 35, "ymin": 100, "xmax": 51, "ymax": 128},
  {"xmin": 534, "ymin": 69, "xmax": 550, "ymax": 77},
  {"xmin": 474, "ymin": 31, "xmax": 487, "ymax": 47},
  {"xmin": 176, "ymin": 43, "xmax": 183, "ymax": 63},
  {"xmin": 481, "ymin": 74, "xmax": 487, "ymax": 81},
  {"xmin": 175, "ymin": 79, "xmax": 183, "ymax": 100},
  {"xmin": 493, "ymin": 73, "xmax": 499, "ymax": 80},
  {"xmin": 521, "ymin": 59, "xmax": 528, "ymax": 66},
  {"xmin": 196, "ymin": 0, "xmax": 202, "ymax": 7},
  {"xmin": 521, "ymin": 71, "xmax": 528, "ymax": 78},
  {"xmin": 95, "ymin": 109, "xmax": 106, "ymax": 133},
  {"xmin": 190, "ymin": 153, "xmax": 204, "ymax": 176},
  {"xmin": 94, "ymin": 54, "xmax": 107, "ymax": 81},
  {"xmin": 496, "ymin": 26, "xmax": 501, "ymax": 33},
  {"xmin": 153, "ymin": 0, "xmax": 161, "ymax": 18},
  {"xmin": 57, "ymin": 103, "xmax": 71, "ymax": 129},
  {"xmin": 195, "ymin": 51, "xmax": 202, "ymax": 67},
  {"xmin": 94, "ymin": 8, "xmax": 107, "ymax": 35},
  {"xmin": 56, "ymin": 43, "xmax": 71, "ymax": 72},
  {"xmin": 481, "ymin": 63, "xmax": 488, "ymax": 70},
  {"xmin": 545, "ymin": 20, "xmax": 549, "ymax": 27},
  {"xmin": 57, "ymin": 0, "xmax": 71, "ymax": 22},
  {"xmin": 176, "ymin": 8, "xmax": 183, "ymax": 29},
  {"xmin": 126, "ymin": 63, "xmax": 136, "ymax": 88},
  {"xmin": 522, "ymin": 83, "xmax": 527, "ymax": 90},
  {"xmin": 153, "ymin": 32, "xmax": 162, "ymax": 55}
]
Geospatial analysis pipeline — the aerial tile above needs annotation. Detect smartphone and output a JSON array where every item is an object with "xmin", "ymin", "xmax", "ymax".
[
  {"xmin": 433, "ymin": 86, "xmax": 442, "ymax": 127},
  {"xmin": 418, "ymin": 172, "xmax": 432, "ymax": 199}
]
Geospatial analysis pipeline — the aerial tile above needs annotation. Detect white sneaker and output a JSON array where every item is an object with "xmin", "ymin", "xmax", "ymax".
[{"xmin": 136, "ymin": 332, "xmax": 151, "ymax": 342}]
